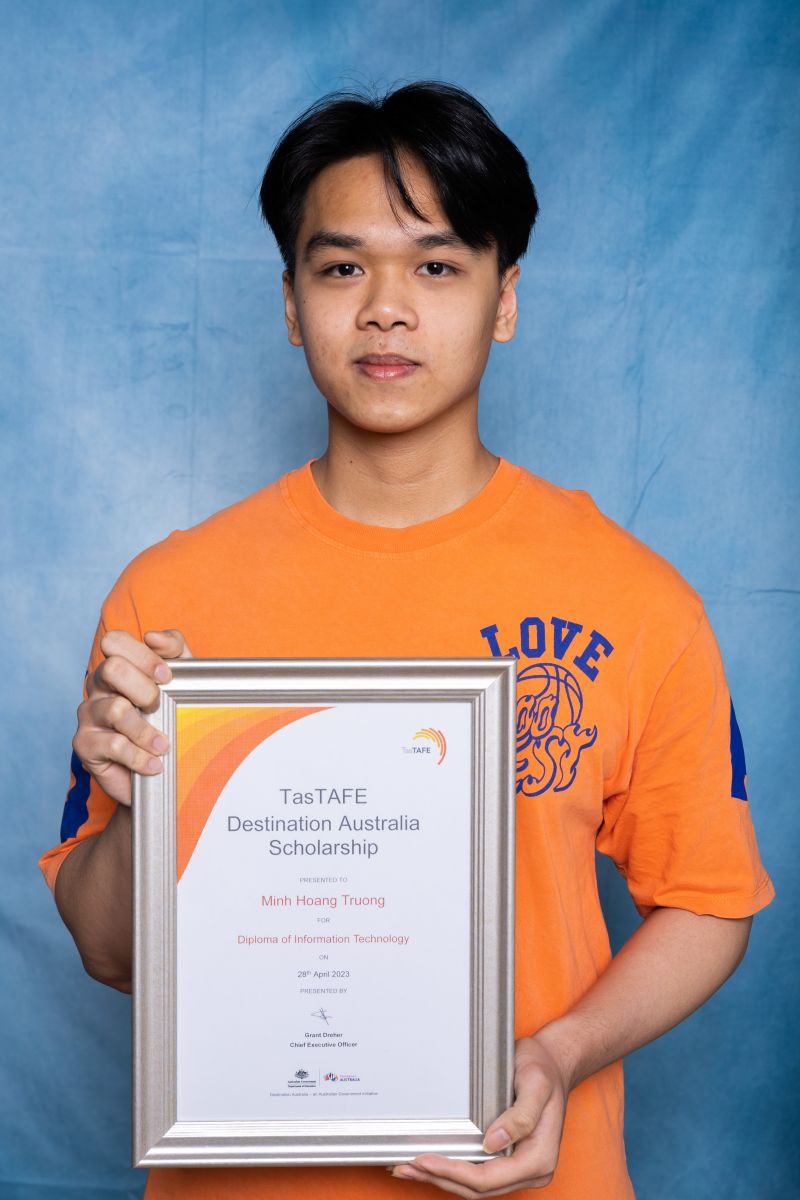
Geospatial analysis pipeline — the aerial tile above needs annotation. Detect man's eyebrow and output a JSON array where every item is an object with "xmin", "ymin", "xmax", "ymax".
[
  {"xmin": 303, "ymin": 231, "xmax": 364, "ymax": 261},
  {"xmin": 411, "ymin": 231, "xmax": 475, "ymax": 253},
  {"xmin": 302, "ymin": 228, "xmax": 477, "ymax": 262}
]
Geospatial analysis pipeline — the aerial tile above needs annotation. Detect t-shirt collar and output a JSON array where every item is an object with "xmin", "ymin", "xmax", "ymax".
[{"xmin": 281, "ymin": 456, "xmax": 521, "ymax": 552}]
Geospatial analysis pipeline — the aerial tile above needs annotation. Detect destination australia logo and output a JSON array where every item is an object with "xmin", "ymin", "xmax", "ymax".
[{"xmin": 401, "ymin": 728, "xmax": 447, "ymax": 764}]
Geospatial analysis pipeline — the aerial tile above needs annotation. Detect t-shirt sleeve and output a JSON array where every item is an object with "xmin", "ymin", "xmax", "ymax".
[
  {"xmin": 38, "ymin": 573, "xmax": 144, "ymax": 893},
  {"xmin": 596, "ymin": 610, "xmax": 775, "ymax": 919}
]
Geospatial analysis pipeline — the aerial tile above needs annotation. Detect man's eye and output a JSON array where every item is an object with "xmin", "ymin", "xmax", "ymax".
[
  {"xmin": 324, "ymin": 263, "xmax": 362, "ymax": 277},
  {"xmin": 419, "ymin": 262, "xmax": 454, "ymax": 277}
]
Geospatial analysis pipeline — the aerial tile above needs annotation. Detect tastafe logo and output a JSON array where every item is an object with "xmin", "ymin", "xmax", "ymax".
[
  {"xmin": 412, "ymin": 728, "xmax": 447, "ymax": 764},
  {"xmin": 516, "ymin": 663, "xmax": 597, "ymax": 798}
]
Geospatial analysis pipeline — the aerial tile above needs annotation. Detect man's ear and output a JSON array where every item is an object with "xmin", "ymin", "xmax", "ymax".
[
  {"xmin": 493, "ymin": 264, "xmax": 521, "ymax": 344},
  {"xmin": 282, "ymin": 270, "xmax": 303, "ymax": 347}
]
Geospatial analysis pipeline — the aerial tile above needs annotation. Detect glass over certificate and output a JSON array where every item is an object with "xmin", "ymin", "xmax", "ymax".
[{"xmin": 133, "ymin": 659, "xmax": 516, "ymax": 1167}]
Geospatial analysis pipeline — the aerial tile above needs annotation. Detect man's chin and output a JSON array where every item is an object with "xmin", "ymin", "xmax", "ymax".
[{"xmin": 328, "ymin": 401, "xmax": 443, "ymax": 438}]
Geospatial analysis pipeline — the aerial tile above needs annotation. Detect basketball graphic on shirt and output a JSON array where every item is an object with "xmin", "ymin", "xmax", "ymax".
[{"xmin": 516, "ymin": 663, "xmax": 597, "ymax": 798}]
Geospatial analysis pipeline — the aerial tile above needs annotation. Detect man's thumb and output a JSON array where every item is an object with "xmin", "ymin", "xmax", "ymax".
[{"xmin": 143, "ymin": 628, "xmax": 193, "ymax": 660}]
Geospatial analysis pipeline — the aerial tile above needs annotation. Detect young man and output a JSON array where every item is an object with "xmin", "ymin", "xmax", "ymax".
[{"xmin": 40, "ymin": 82, "xmax": 774, "ymax": 1199}]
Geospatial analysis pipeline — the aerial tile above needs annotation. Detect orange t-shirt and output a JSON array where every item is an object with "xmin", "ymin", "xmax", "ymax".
[{"xmin": 40, "ymin": 458, "xmax": 775, "ymax": 1199}]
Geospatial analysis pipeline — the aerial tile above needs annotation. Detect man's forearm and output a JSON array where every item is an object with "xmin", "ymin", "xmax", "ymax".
[
  {"xmin": 534, "ymin": 906, "xmax": 752, "ymax": 1091},
  {"xmin": 54, "ymin": 805, "xmax": 133, "ymax": 993}
]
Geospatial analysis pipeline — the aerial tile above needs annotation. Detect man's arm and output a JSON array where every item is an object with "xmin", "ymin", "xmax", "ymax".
[
  {"xmin": 394, "ymin": 907, "xmax": 752, "ymax": 1198},
  {"xmin": 54, "ymin": 805, "xmax": 134, "ymax": 992},
  {"xmin": 538, "ymin": 905, "xmax": 751, "ymax": 1087}
]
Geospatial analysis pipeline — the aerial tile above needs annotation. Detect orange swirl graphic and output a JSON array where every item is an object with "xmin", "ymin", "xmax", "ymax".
[
  {"xmin": 413, "ymin": 727, "xmax": 447, "ymax": 765},
  {"xmin": 175, "ymin": 705, "xmax": 327, "ymax": 881}
]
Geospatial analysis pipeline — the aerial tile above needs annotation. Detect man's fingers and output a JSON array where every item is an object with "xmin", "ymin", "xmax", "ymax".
[
  {"xmin": 88, "ymin": 629, "xmax": 192, "ymax": 704},
  {"xmin": 400, "ymin": 1145, "xmax": 556, "ymax": 1197},
  {"xmin": 97, "ymin": 629, "xmax": 181, "ymax": 685},
  {"xmin": 406, "ymin": 1100, "xmax": 562, "ymax": 1196},
  {"xmin": 72, "ymin": 690, "xmax": 167, "ymax": 809},
  {"xmin": 92, "ymin": 695, "xmax": 170, "ymax": 757},
  {"xmin": 393, "ymin": 1172, "xmax": 554, "ymax": 1199},
  {"xmin": 74, "ymin": 628, "xmax": 189, "ymax": 807},
  {"xmin": 74, "ymin": 727, "xmax": 164, "ymax": 783},
  {"xmin": 143, "ymin": 628, "xmax": 193, "ymax": 661},
  {"xmin": 483, "ymin": 1070, "xmax": 551, "ymax": 1151},
  {"xmin": 91, "ymin": 655, "xmax": 162, "ymax": 713}
]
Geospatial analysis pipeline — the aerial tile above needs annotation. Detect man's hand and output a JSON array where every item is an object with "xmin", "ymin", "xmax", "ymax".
[
  {"xmin": 56, "ymin": 628, "xmax": 192, "ymax": 989},
  {"xmin": 73, "ymin": 628, "xmax": 192, "ymax": 806},
  {"xmin": 391, "ymin": 1034, "xmax": 572, "ymax": 1197}
]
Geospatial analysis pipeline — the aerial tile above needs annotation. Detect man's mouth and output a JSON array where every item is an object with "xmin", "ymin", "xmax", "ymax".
[{"xmin": 354, "ymin": 354, "xmax": 420, "ymax": 381}]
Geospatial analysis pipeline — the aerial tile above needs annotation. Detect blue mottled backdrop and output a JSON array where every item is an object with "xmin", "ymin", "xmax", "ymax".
[{"xmin": 1, "ymin": 2, "xmax": 796, "ymax": 1197}]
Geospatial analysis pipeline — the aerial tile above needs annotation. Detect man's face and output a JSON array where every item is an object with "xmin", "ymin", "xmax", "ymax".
[{"xmin": 282, "ymin": 153, "xmax": 520, "ymax": 436}]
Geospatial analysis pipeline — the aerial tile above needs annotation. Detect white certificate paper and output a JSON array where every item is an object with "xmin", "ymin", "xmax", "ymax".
[{"xmin": 175, "ymin": 700, "xmax": 473, "ymax": 1122}]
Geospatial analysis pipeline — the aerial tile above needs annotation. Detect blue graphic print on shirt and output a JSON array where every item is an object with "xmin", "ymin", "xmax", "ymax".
[{"xmin": 479, "ymin": 615, "xmax": 614, "ymax": 799}]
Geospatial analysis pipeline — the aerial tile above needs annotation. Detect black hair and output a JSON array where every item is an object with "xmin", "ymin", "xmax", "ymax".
[{"xmin": 259, "ymin": 81, "xmax": 538, "ymax": 277}]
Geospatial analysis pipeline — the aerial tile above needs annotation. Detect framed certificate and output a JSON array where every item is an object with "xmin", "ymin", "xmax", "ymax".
[{"xmin": 132, "ymin": 658, "xmax": 516, "ymax": 1167}]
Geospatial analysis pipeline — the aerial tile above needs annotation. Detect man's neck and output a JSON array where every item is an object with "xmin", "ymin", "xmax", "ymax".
[{"xmin": 310, "ymin": 409, "xmax": 499, "ymax": 529}]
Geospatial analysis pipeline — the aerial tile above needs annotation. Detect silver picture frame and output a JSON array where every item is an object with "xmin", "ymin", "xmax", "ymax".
[{"xmin": 133, "ymin": 657, "xmax": 516, "ymax": 1168}]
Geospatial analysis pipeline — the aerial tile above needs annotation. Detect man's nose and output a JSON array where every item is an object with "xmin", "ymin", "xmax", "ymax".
[{"xmin": 355, "ymin": 272, "xmax": 419, "ymax": 331}]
